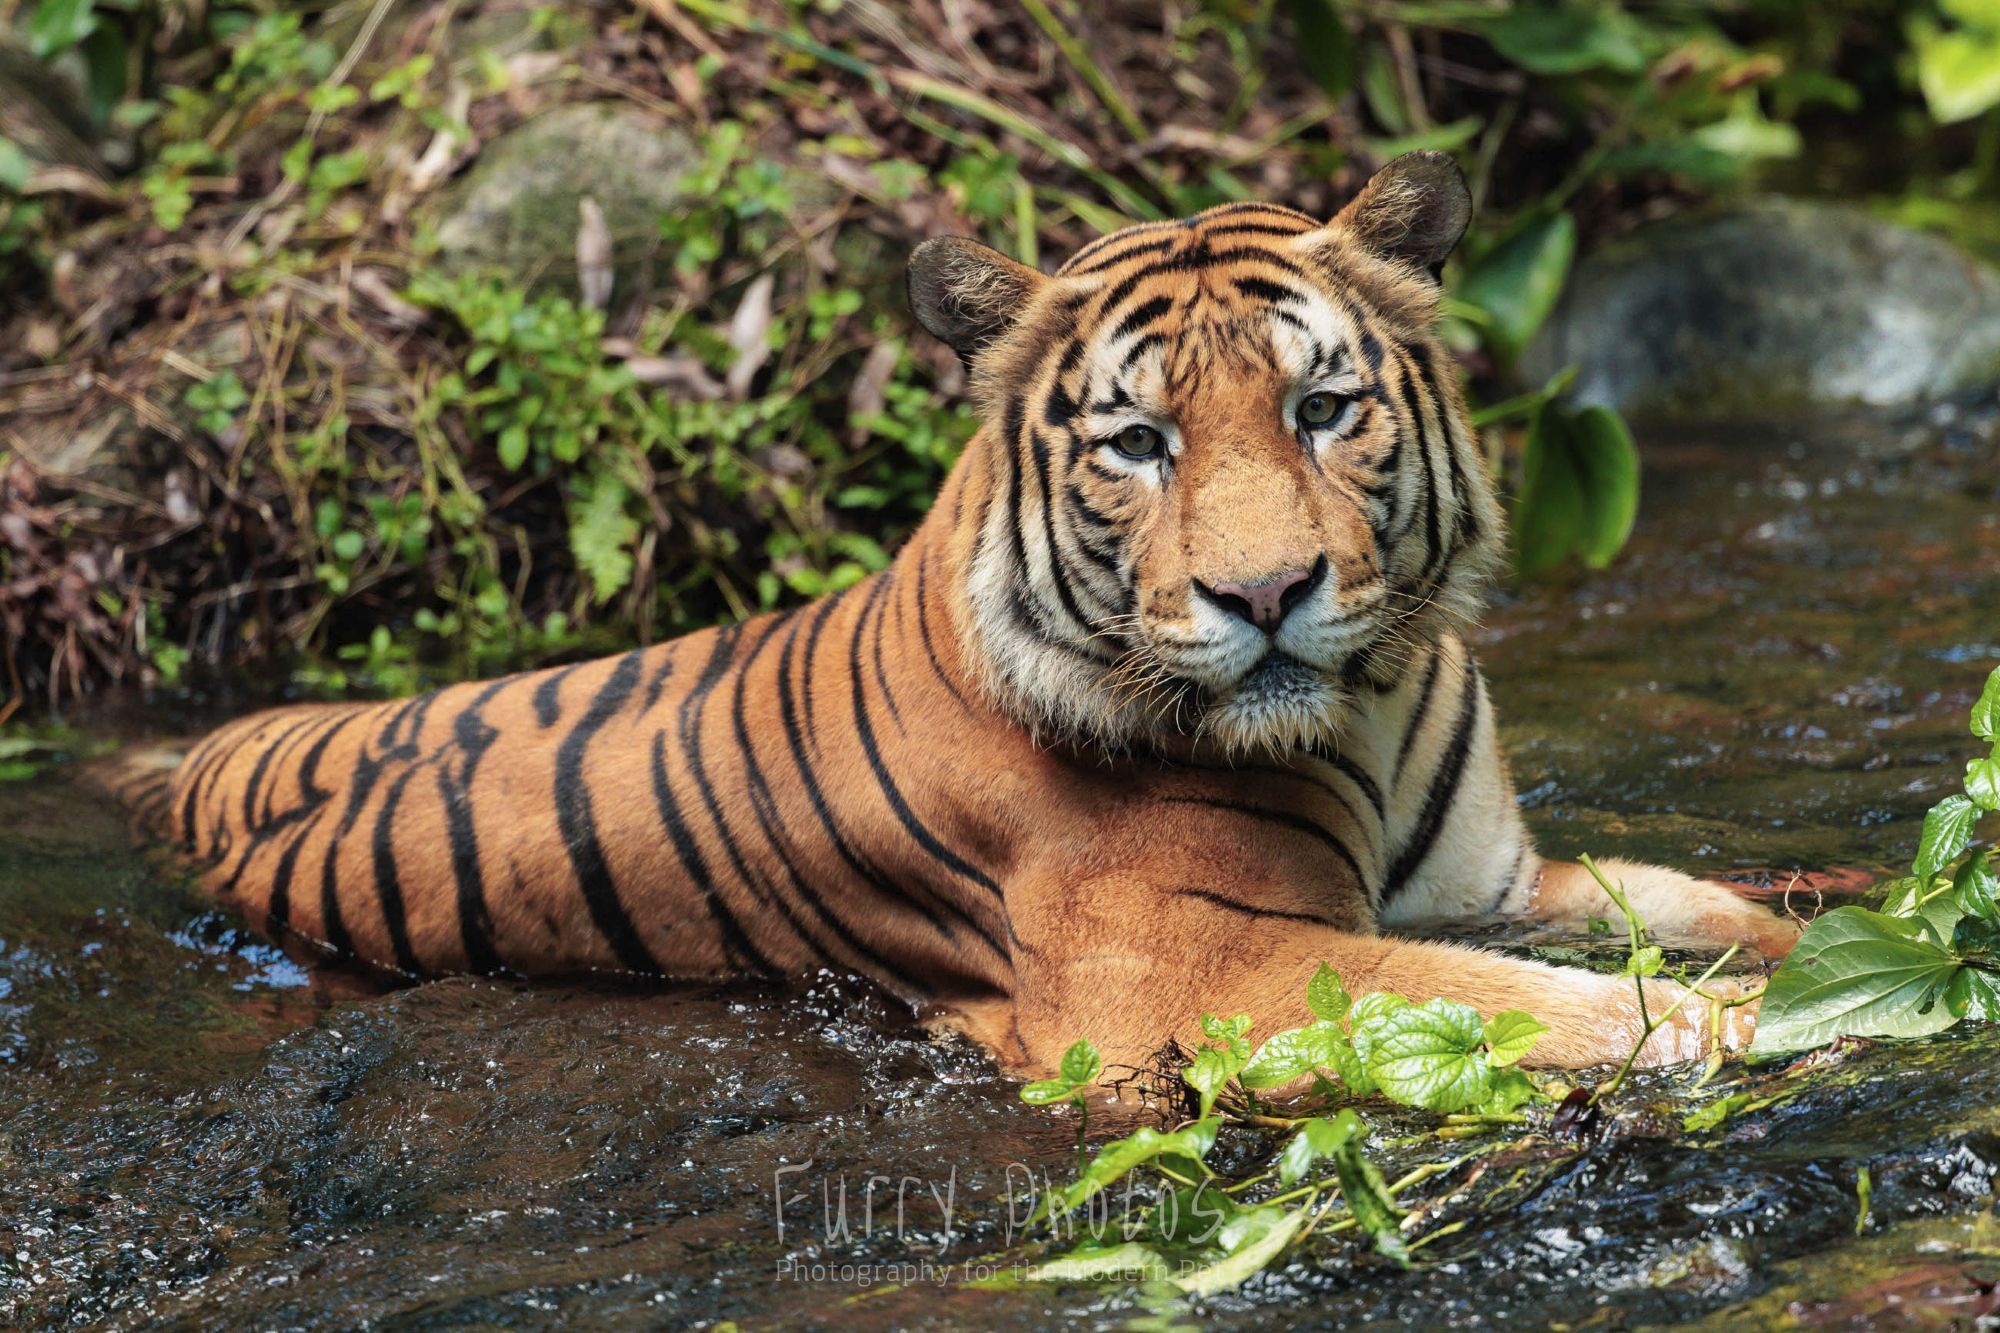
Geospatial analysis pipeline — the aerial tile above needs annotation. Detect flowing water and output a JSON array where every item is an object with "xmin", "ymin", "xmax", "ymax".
[{"xmin": 2, "ymin": 409, "xmax": 1997, "ymax": 1329}]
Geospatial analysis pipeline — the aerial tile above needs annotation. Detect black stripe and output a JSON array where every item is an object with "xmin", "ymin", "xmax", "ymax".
[
  {"xmin": 1158, "ymin": 795, "xmax": 1367, "ymax": 890},
  {"xmin": 368, "ymin": 764, "xmax": 425, "ymax": 975},
  {"xmin": 439, "ymin": 677, "xmax": 512, "ymax": 975},
  {"xmin": 259, "ymin": 711, "xmax": 365, "ymax": 937},
  {"xmin": 1396, "ymin": 644, "xmax": 1445, "ymax": 778},
  {"xmin": 1382, "ymin": 662, "xmax": 1483, "ymax": 906},
  {"xmin": 1233, "ymin": 275, "xmax": 1306, "ymax": 305},
  {"xmin": 554, "ymin": 651, "xmax": 664, "ymax": 974},
  {"xmin": 1063, "ymin": 234, "xmax": 1178, "ymax": 276},
  {"xmin": 849, "ymin": 578, "xmax": 1008, "ymax": 907},
  {"xmin": 1309, "ymin": 741, "xmax": 1385, "ymax": 819},
  {"xmin": 1029, "ymin": 428, "xmax": 1098, "ymax": 634},
  {"xmin": 914, "ymin": 553, "xmax": 973, "ymax": 711},
  {"xmin": 675, "ymin": 620, "xmax": 788, "ymax": 977},
  {"xmin": 729, "ymin": 609, "xmax": 913, "ymax": 987},
  {"xmin": 1176, "ymin": 887, "xmax": 1338, "ymax": 929},
  {"xmin": 1110, "ymin": 295, "xmax": 1172, "ymax": 344},
  {"xmin": 534, "ymin": 662, "xmax": 587, "ymax": 727},
  {"xmin": 240, "ymin": 715, "xmax": 323, "ymax": 830},
  {"xmin": 1201, "ymin": 222, "xmax": 1314, "ymax": 242},
  {"xmin": 774, "ymin": 588, "xmax": 968, "ymax": 943}
]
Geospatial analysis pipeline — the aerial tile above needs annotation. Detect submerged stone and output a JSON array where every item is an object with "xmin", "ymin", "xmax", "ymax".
[{"xmin": 1524, "ymin": 201, "xmax": 2000, "ymax": 421}]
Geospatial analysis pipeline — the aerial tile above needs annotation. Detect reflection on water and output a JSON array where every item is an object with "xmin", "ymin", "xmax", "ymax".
[{"xmin": 1, "ymin": 408, "xmax": 1996, "ymax": 1327}]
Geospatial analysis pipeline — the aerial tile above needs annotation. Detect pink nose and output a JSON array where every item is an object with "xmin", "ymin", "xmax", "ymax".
[{"xmin": 1199, "ymin": 562, "xmax": 1322, "ymax": 633}]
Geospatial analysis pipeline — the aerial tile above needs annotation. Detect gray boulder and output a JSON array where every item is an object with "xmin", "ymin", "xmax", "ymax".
[
  {"xmin": 1524, "ymin": 200, "xmax": 2000, "ymax": 421},
  {"xmin": 428, "ymin": 102, "xmax": 701, "ymax": 297}
]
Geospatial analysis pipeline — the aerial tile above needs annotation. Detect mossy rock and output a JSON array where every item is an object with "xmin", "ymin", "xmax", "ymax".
[
  {"xmin": 427, "ymin": 102, "xmax": 702, "ymax": 299},
  {"xmin": 1523, "ymin": 200, "xmax": 2000, "ymax": 422}
]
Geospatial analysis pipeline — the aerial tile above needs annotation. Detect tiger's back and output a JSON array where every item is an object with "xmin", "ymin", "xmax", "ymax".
[{"xmin": 166, "ymin": 561, "xmax": 1025, "ymax": 1003}]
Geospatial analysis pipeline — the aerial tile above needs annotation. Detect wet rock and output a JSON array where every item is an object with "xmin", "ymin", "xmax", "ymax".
[{"xmin": 1524, "ymin": 201, "xmax": 2000, "ymax": 421}]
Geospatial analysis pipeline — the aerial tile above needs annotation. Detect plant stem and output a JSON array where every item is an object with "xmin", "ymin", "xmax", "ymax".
[{"xmin": 1015, "ymin": 0, "xmax": 1148, "ymax": 144}]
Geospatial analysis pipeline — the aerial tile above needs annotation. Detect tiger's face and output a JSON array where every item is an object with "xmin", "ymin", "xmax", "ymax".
[{"xmin": 910, "ymin": 152, "xmax": 1503, "ymax": 756}]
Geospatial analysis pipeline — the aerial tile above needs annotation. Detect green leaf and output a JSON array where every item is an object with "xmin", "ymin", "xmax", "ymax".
[
  {"xmin": 1348, "ymin": 991, "xmax": 1409, "ymax": 1029},
  {"xmin": 1326, "ymin": 1114, "xmax": 1406, "ymax": 1265},
  {"xmin": 1916, "ymin": 795, "xmax": 1980, "ymax": 879},
  {"xmin": 1969, "ymin": 756, "xmax": 2000, "ymax": 811},
  {"xmin": 1325, "ymin": 1026, "xmax": 1377, "ymax": 1098},
  {"xmin": 1972, "ymin": 666, "xmax": 2000, "ymax": 743},
  {"xmin": 1172, "ymin": 1206, "xmax": 1307, "ymax": 1296},
  {"xmin": 1277, "ymin": 1110, "xmax": 1363, "ymax": 1185},
  {"xmin": 1513, "ymin": 401, "xmax": 1640, "ymax": 576},
  {"xmin": 1477, "ymin": 1067, "xmax": 1542, "ymax": 1114},
  {"xmin": 1361, "ymin": 116, "xmax": 1484, "ymax": 160},
  {"xmin": 1955, "ymin": 851, "xmax": 1999, "ymax": 921},
  {"xmin": 1946, "ymin": 966, "xmax": 2000, "ymax": 1022},
  {"xmin": 1749, "ymin": 907, "xmax": 1964, "ymax": 1057},
  {"xmin": 1481, "ymin": 4, "xmax": 1648, "ymax": 76},
  {"xmin": 1689, "ymin": 95, "xmax": 1803, "ymax": 162},
  {"xmin": 1942, "ymin": 0, "xmax": 2000, "ymax": 29},
  {"xmin": 1200, "ymin": 1012, "xmax": 1253, "ymax": 1061},
  {"xmin": 0, "ymin": 139, "xmax": 32, "ymax": 194},
  {"xmin": 1915, "ymin": 22, "xmax": 2000, "ymax": 124},
  {"xmin": 1568, "ymin": 406, "xmax": 1641, "ymax": 568},
  {"xmin": 1058, "ymin": 1038, "xmax": 1101, "ymax": 1087},
  {"xmin": 1456, "ymin": 212, "xmax": 1575, "ymax": 362},
  {"xmin": 80, "ymin": 25, "xmax": 127, "ymax": 121},
  {"xmin": 1185, "ymin": 1047, "xmax": 1236, "ymax": 1118},
  {"xmin": 1286, "ymin": 0, "xmax": 1355, "ymax": 99},
  {"xmin": 1366, "ymin": 998, "xmax": 1494, "ymax": 1112},
  {"xmin": 567, "ymin": 478, "xmax": 640, "ymax": 604},
  {"xmin": 1625, "ymin": 944, "xmax": 1665, "ymax": 978},
  {"xmin": 1683, "ymin": 1091, "xmax": 1756, "ymax": 1132},
  {"xmin": 1057, "ymin": 1119, "xmax": 1221, "ymax": 1215},
  {"xmin": 1020, "ymin": 1079, "xmax": 1078, "ymax": 1106},
  {"xmin": 28, "ymin": 0, "xmax": 96, "ymax": 59},
  {"xmin": 1240, "ymin": 1022, "xmax": 1345, "ymax": 1089},
  {"xmin": 1953, "ymin": 913, "xmax": 2000, "ymax": 958},
  {"xmin": 1482, "ymin": 1010, "xmax": 1549, "ymax": 1067},
  {"xmin": 1306, "ymin": 962, "xmax": 1351, "ymax": 1023},
  {"xmin": 496, "ymin": 422, "xmax": 529, "ymax": 470},
  {"xmin": 1026, "ymin": 1241, "xmax": 1169, "ymax": 1283}
]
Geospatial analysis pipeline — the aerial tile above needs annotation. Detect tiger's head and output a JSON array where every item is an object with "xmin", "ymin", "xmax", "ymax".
[{"xmin": 909, "ymin": 152, "xmax": 1503, "ymax": 757}]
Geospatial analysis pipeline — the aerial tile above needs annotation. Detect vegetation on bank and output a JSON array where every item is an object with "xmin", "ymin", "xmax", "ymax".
[{"xmin": 1, "ymin": 0, "xmax": 1996, "ymax": 705}]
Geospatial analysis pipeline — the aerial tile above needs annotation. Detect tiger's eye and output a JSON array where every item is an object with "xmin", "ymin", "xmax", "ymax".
[
  {"xmin": 1113, "ymin": 424, "xmax": 1164, "ymax": 459},
  {"xmin": 1299, "ymin": 392, "xmax": 1341, "ymax": 426}
]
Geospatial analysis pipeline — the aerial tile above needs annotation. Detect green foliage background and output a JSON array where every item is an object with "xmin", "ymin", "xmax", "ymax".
[{"xmin": 0, "ymin": 0, "xmax": 1994, "ymax": 701}]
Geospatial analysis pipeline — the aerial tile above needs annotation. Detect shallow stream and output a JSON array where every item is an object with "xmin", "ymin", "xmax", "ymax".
[{"xmin": 3, "ymin": 410, "xmax": 1998, "ymax": 1328}]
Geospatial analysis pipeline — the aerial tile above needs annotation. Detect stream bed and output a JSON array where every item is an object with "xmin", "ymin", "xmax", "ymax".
[{"xmin": 2, "ymin": 410, "xmax": 1998, "ymax": 1329}]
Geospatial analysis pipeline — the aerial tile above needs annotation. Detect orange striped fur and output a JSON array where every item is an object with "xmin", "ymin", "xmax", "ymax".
[{"xmin": 131, "ymin": 155, "xmax": 1798, "ymax": 1073}]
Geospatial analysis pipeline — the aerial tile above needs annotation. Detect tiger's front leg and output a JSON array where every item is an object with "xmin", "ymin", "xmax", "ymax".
[
  {"xmin": 1499, "ymin": 857, "xmax": 1804, "ymax": 962},
  {"xmin": 1004, "ymin": 873, "xmax": 1756, "ymax": 1078}
]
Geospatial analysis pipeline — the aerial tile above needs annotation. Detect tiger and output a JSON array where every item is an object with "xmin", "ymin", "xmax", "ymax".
[{"xmin": 122, "ymin": 152, "xmax": 1800, "ymax": 1077}]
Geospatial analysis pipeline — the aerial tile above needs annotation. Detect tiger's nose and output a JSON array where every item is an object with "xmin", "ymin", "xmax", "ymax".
[{"xmin": 1196, "ymin": 559, "xmax": 1326, "ymax": 634}]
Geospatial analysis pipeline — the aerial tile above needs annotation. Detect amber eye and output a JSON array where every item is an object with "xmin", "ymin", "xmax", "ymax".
[
  {"xmin": 1112, "ymin": 423, "xmax": 1165, "ymax": 460},
  {"xmin": 1298, "ymin": 392, "xmax": 1346, "ymax": 428}
]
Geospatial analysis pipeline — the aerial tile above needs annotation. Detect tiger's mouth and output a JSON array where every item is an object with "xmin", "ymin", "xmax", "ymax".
[{"xmin": 1194, "ymin": 650, "xmax": 1345, "ymax": 753}]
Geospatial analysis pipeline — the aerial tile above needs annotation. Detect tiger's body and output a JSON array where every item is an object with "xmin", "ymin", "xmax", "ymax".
[{"xmin": 136, "ymin": 154, "xmax": 1797, "ymax": 1072}]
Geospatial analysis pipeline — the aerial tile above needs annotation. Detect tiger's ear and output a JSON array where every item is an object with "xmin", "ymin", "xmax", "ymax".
[
  {"xmin": 907, "ymin": 236, "xmax": 1047, "ymax": 358},
  {"xmin": 1330, "ymin": 151, "xmax": 1472, "ymax": 276}
]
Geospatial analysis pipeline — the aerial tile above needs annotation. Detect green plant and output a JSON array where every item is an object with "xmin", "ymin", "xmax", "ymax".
[
  {"xmin": 1752, "ymin": 665, "xmax": 2000, "ymax": 1056},
  {"xmin": 1013, "ymin": 964, "xmax": 1555, "ymax": 1291}
]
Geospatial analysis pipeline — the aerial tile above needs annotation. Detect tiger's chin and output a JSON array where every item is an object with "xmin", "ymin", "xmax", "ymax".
[{"xmin": 1195, "ymin": 654, "xmax": 1346, "ymax": 757}]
